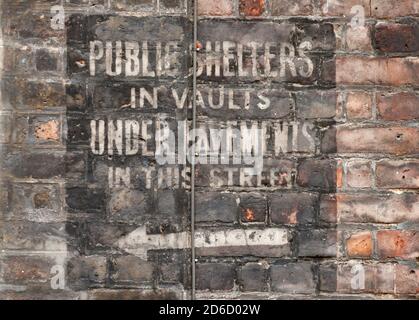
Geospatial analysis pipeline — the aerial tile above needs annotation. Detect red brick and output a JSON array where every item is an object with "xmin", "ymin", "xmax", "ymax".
[
  {"xmin": 376, "ymin": 160, "xmax": 419, "ymax": 189},
  {"xmin": 374, "ymin": 23, "xmax": 419, "ymax": 53},
  {"xmin": 371, "ymin": 0, "xmax": 419, "ymax": 18},
  {"xmin": 337, "ymin": 193, "xmax": 419, "ymax": 224},
  {"xmin": 345, "ymin": 26, "xmax": 372, "ymax": 52},
  {"xmin": 377, "ymin": 230, "xmax": 419, "ymax": 259},
  {"xmin": 377, "ymin": 92, "xmax": 419, "ymax": 121},
  {"xmin": 240, "ymin": 0, "xmax": 265, "ymax": 16},
  {"xmin": 336, "ymin": 56, "xmax": 419, "ymax": 86},
  {"xmin": 321, "ymin": 0, "xmax": 371, "ymax": 17},
  {"xmin": 265, "ymin": 0, "xmax": 374, "ymax": 18},
  {"xmin": 346, "ymin": 232, "xmax": 373, "ymax": 258},
  {"xmin": 346, "ymin": 92, "xmax": 372, "ymax": 120},
  {"xmin": 319, "ymin": 194, "xmax": 337, "ymax": 225},
  {"xmin": 336, "ymin": 262, "xmax": 394, "ymax": 294},
  {"xmin": 395, "ymin": 264, "xmax": 418, "ymax": 294},
  {"xmin": 336, "ymin": 126, "xmax": 419, "ymax": 156},
  {"xmin": 346, "ymin": 160, "xmax": 372, "ymax": 188},
  {"xmin": 198, "ymin": 0, "xmax": 234, "ymax": 16}
]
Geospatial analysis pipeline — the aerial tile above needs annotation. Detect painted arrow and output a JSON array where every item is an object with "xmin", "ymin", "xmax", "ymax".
[{"xmin": 116, "ymin": 227, "xmax": 289, "ymax": 259}]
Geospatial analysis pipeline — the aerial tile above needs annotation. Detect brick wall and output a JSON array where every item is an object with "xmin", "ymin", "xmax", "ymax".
[{"xmin": 0, "ymin": 0, "xmax": 418, "ymax": 300}]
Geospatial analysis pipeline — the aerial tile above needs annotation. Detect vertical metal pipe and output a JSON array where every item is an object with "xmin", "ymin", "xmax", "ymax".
[{"xmin": 191, "ymin": 0, "xmax": 198, "ymax": 301}]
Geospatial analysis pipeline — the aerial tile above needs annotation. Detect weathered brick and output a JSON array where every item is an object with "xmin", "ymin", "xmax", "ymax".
[
  {"xmin": 196, "ymin": 263, "xmax": 235, "ymax": 291},
  {"xmin": 12, "ymin": 115, "xmax": 61, "ymax": 145},
  {"xmin": 270, "ymin": 0, "xmax": 370, "ymax": 17},
  {"xmin": 0, "ymin": 287, "xmax": 81, "ymax": 300},
  {"xmin": 35, "ymin": 49, "xmax": 59, "ymax": 72},
  {"xmin": 321, "ymin": 0, "xmax": 371, "ymax": 17},
  {"xmin": 0, "ymin": 113, "xmax": 12, "ymax": 143},
  {"xmin": 395, "ymin": 264, "xmax": 418, "ymax": 294},
  {"xmin": 336, "ymin": 127, "xmax": 419, "ymax": 156},
  {"xmin": 111, "ymin": 0, "xmax": 154, "ymax": 11},
  {"xmin": 86, "ymin": 289, "xmax": 181, "ymax": 300},
  {"xmin": 0, "ymin": 255, "xmax": 55, "ymax": 284},
  {"xmin": 270, "ymin": 192, "xmax": 318, "ymax": 225},
  {"xmin": 1, "ymin": 46, "xmax": 35, "ymax": 75},
  {"xmin": 296, "ymin": 91, "xmax": 337, "ymax": 119},
  {"xmin": 110, "ymin": 255, "xmax": 153, "ymax": 284},
  {"xmin": 376, "ymin": 160, "xmax": 419, "ymax": 189},
  {"xmin": 238, "ymin": 262, "xmax": 268, "ymax": 292},
  {"xmin": 346, "ymin": 160, "xmax": 372, "ymax": 188},
  {"xmin": 371, "ymin": 0, "xmax": 419, "ymax": 18},
  {"xmin": 195, "ymin": 192, "xmax": 238, "ymax": 223},
  {"xmin": 337, "ymin": 263, "xmax": 375, "ymax": 293},
  {"xmin": 197, "ymin": 0, "xmax": 234, "ymax": 16},
  {"xmin": 0, "ymin": 181, "xmax": 10, "ymax": 216},
  {"xmin": 319, "ymin": 194, "xmax": 337, "ymax": 225},
  {"xmin": 10, "ymin": 183, "xmax": 64, "ymax": 222},
  {"xmin": 150, "ymin": 251, "xmax": 190, "ymax": 286},
  {"xmin": 0, "ymin": 221, "xmax": 67, "ymax": 251},
  {"xmin": 345, "ymin": 92, "xmax": 372, "ymax": 120},
  {"xmin": 319, "ymin": 263, "xmax": 337, "ymax": 292},
  {"xmin": 270, "ymin": 262, "xmax": 316, "ymax": 294},
  {"xmin": 66, "ymin": 187, "xmax": 106, "ymax": 213},
  {"xmin": 2, "ymin": 79, "xmax": 65, "ymax": 110},
  {"xmin": 336, "ymin": 57, "xmax": 419, "ymax": 86},
  {"xmin": 64, "ymin": 152, "xmax": 86, "ymax": 183},
  {"xmin": 374, "ymin": 23, "xmax": 419, "ymax": 53},
  {"xmin": 66, "ymin": 83, "xmax": 86, "ymax": 112},
  {"xmin": 271, "ymin": 0, "xmax": 316, "ymax": 16},
  {"xmin": 298, "ymin": 229, "xmax": 337, "ymax": 257},
  {"xmin": 321, "ymin": 126, "xmax": 337, "ymax": 154},
  {"xmin": 35, "ymin": 119, "xmax": 60, "ymax": 142},
  {"xmin": 337, "ymin": 193, "xmax": 419, "ymax": 224},
  {"xmin": 345, "ymin": 25, "xmax": 372, "ymax": 52},
  {"xmin": 1, "ymin": 8, "xmax": 64, "ymax": 41},
  {"xmin": 345, "ymin": 231, "xmax": 373, "ymax": 258},
  {"xmin": 66, "ymin": 221, "xmax": 137, "ymax": 255},
  {"xmin": 239, "ymin": 193, "xmax": 267, "ymax": 223},
  {"xmin": 297, "ymin": 159, "xmax": 337, "ymax": 191},
  {"xmin": 377, "ymin": 92, "xmax": 419, "ymax": 121},
  {"xmin": 336, "ymin": 262, "xmax": 394, "ymax": 294},
  {"xmin": 159, "ymin": 0, "xmax": 185, "ymax": 12},
  {"xmin": 108, "ymin": 189, "xmax": 152, "ymax": 223},
  {"xmin": 240, "ymin": 0, "xmax": 265, "ymax": 16},
  {"xmin": 67, "ymin": 256, "xmax": 107, "ymax": 289},
  {"xmin": 377, "ymin": 230, "xmax": 419, "ymax": 259}
]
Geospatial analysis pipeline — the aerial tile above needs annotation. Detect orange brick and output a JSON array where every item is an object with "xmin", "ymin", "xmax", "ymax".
[
  {"xmin": 377, "ymin": 230, "xmax": 419, "ymax": 259},
  {"xmin": 346, "ymin": 232, "xmax": 373, "ymax": 258},
  {"xmin": 198, "ymin": 0, "xmax": 234, "ymax": 16},
  {"xmin": 240, "ymin": 0, "xmax": 265, "ymax": 16}
]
